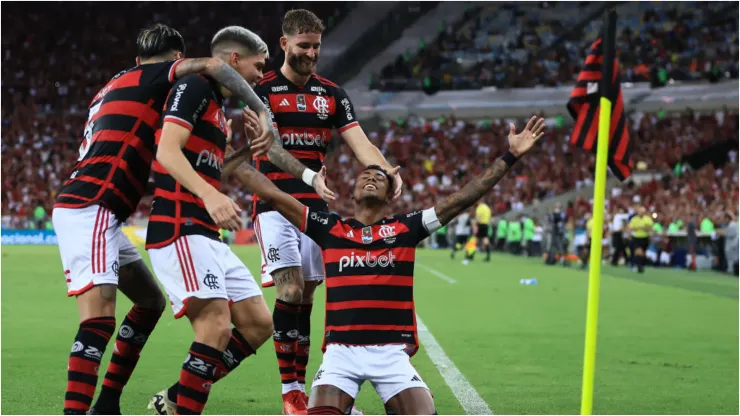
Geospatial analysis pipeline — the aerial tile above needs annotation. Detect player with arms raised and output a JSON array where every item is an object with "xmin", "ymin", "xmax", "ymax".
[
  {"xmin": 225, "ymin": 115, "xmax": 546, "ymax": 414},
  {"xmin": 252, "ymin": 9, "xmax": 402, "ymax": 413},
  {"xmin": 52, "ymin": 23, "xmax": 274, "ymax": 415}
]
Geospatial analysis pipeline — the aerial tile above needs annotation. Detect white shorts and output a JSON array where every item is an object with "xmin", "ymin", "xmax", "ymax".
[
  {"xmin": 312, "ymin": 344, "xmax": 429, "ymax": 404},
  {"xmin": 254, "ymin": 211, "xmax": 325, "ymax": 287},
  {"xmin": 147, "ymin": 235, "xmax": 261, "ymax": 318},
  {"xmin": 53, "ymin": 205, "xmax": 142, "ymax": 296}
]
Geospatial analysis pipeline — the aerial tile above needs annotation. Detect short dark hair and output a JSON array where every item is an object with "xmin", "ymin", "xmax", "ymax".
[
  {"xmin": 137, "ymin": 24, "xmax": 185, "ymax": 59},
  {"xmin": 282, "ymin": 9, "xmax": 325, "ymax": 36},
  {"xmin": 365, "ymin": 165, "xmax": 395, "ymax": 198},
  {"xmin": 211, "ymin": 26, "xmax": 270, "ymax": 58}
]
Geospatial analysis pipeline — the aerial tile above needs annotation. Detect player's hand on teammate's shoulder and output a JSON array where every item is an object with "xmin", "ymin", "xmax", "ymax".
[
  {"xmin": 203, "ymin": 189, "xmax": 243, "ymax": 232},
  {"xmin": 507, "ymin": 115, "xmax": 546, "ymax": 158},
  {"xmin": 313, "ymin": 166, "xmax": 336, "ymax": 202},
  {"xmin": 242, "ymin": 107, "xmax": 272, "ymax": 157}
]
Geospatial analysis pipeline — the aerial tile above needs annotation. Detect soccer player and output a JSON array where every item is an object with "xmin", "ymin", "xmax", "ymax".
[
  {"xmin": 52, "ymin": 23, "xmax": 275, "ymax": 415},
  {"xmin": 474, "ymin": 201, "xmax": 492, "ymax": 261},
  {"xmin": 252, "ymin": 9, "xmax": 403, "ymax": 413},
  {"xmin": 225, "ymin": 115, "xmax": 546, "ymax": 415},
  {"xmin": 147, "ymin": 26, "xmax": 337, "ymax": 416},
  {"xmin": 450, "ymin": 209, "xmax": 472, "ymax": 261},
  {"xmin": 627, "ymin": 206, "xmax": 654, "ymax": 273}
]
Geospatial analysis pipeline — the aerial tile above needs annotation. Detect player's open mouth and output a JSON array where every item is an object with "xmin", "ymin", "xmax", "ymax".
[{"xmin": 364, "ymin": 184, "xmax": 377, "ymax": 191}]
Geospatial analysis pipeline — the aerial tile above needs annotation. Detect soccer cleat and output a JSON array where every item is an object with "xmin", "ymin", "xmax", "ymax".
[
  {"xmin": 282, "ymin": 390, "xmax": 308, "ymax": 415},
  {"xmin": 349, "ymin": 405, "xmax": 364, "ymax": 415},
  {"xmin": 147, "ymin": 390, "xmax": 176, "ymax": 415}
]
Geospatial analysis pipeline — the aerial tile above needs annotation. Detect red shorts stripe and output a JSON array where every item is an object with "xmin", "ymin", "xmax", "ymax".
[
  {"xmin": 325, "ymin": 275, "xmax": 413, "ymax": 288},
  {"xmin": 325, "ymin": 300, "xmax": 414, "ymax": 311},
  {"xmin": 182, "ymin": 236, "xmax": 200, "ymax": 291},
  {"xmin": 175, "ymin": 239, "xmax": 192, "ymax": 292},
  {"xmin": 91, "ymin": 206, "xmax": 102, "ymax": 274},
  {"xmin": 101, "ymin": 209, "xmax": 109, "ymax": 273}
]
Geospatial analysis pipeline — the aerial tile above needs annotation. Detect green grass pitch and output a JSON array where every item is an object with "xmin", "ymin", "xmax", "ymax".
[{"xmin": 1, "ymin": 245, "xmax": 737, "ymax": 414}]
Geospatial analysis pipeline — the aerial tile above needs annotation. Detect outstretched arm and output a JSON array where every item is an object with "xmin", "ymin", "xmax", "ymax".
[
  {"xmin": 233, "ymin": 107, "xmax": 336, "ymax": 201},
  {"xmin": 434, "ymin": 116, "xmax": 546, "ymax": 226},
  {"xmin": 222, "ymin": 145, "xmax": 308, "ymax": 230}
]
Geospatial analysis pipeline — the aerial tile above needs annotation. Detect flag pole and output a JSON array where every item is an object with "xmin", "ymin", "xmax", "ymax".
[{"xmin": 580, "ymin": 8, "xmax": 617, "ymax": 415}]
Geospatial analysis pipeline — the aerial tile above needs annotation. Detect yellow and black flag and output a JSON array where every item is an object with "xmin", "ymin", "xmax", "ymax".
[{"xmin": 567, "ymin": 36, "xmax": 632, "ymax": 180}]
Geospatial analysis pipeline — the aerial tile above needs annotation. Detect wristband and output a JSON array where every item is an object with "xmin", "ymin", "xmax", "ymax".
[
  {"xmin": 501, "ymin": 151, "xmax": 518, "ymax": 167},
  {"xmin": 302, "ymin": 169, "xmax": 317, "ymax": 187}
]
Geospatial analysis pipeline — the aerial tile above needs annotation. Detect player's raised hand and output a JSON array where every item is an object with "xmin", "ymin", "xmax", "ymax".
[
  {"xmin": 203, "ymin": 190, "xmax": 243, "ymax": 231},
  {"xmin": 313, "ymin": 166, "xmax": 336, "ymax": 202},
  {"xmin": 387, "ymin": 166, "xmax": 403, "ymax": 201},
  {"xmin": 507, "ymin": 116, "xmax": 546, "ymax": 157}
]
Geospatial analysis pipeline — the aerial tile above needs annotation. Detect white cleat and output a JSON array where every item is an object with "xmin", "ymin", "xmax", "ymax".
[
  {"xmin": 462, "ymin": 259, "xmax": 470, "ymax": 265},
  {"xmin": 148, "ymin": 389, "xmax": 176, "ymax": 415}
]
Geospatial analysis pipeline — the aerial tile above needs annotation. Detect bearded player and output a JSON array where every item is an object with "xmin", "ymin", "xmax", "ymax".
[
  {"xmin": 252, "ymin": 9, "xmax": 403, "ymax": 414},
  {"xmin": 226, "ymin": 116, "xmax": 546, "ymax": 415}
]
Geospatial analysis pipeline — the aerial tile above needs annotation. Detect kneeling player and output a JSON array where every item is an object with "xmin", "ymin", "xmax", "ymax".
[
  {"xmin": 225, "ymin": 116, "xmax": 546, "ymax": 414},
  {"xmin": 146, "ymin": 56, "xmax": 275, "ymax": 414}
]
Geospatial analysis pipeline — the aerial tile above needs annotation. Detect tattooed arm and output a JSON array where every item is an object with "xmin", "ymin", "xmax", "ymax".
[
  {"xmin": 434, "ymin": 116, "xmax": 546, "ymax": 226},
  {"xmin": 174, "ymin": 57, "xmax": 276, "ymax": 156},
  {"xmin": 222, "ymin": 146, "xmax": 308, "ymax": 229}
]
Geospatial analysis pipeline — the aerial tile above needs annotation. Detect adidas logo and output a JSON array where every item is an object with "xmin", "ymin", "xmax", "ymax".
[
  {"xmin": 410, "ymin": 375, "xmax": 422, "ymax": 382},
  {"xmin": 279, "ymin": 98, "xmax": 290, "ymax": 107}
]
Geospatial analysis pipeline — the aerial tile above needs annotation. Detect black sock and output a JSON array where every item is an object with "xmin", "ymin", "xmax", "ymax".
[
  {"xmin": 177, "ymin": 342, "xmax": 227, "ymax": 415},
  {"xmin": 95, "ymin": 306, "xmax": 162, "ymax": 411},
  {"xmin": 273, "ymin": 299, "xmax": 300, "ymax": 388},
  {"xmin": 167, "ymin": 329, "xmax": 255, "ymax": 403},
  {"xmin": 64, "ymin": 317, "xmax": 116, "ymax": 415},
  {"xmin": 485, "ymin": 243, "xmax": 491, "ymax": 259},
  {"xmin": 296, "ymin": 304, "xmax": 312, "ymax": 390}
]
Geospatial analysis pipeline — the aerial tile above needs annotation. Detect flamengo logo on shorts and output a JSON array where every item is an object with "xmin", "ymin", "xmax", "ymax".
[{"xmin": 338, "ymin": 251, "xmax": 396, "ymax": 272}]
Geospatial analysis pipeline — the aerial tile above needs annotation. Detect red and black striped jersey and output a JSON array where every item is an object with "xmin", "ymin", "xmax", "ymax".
[
  {"xmin": 252, "ymin": 70, "xmax": 359, "ymax": 216},
  {"xmin": 299, "ymin": 207, "xmax": 442, "ymax": 356},
  {"xmin": 145, "ymin": 74, "xmax": 229, "ymax": 249},
  {"xmin": 54, "ymin": 59, "xmax": 184, "ymax": 221}
]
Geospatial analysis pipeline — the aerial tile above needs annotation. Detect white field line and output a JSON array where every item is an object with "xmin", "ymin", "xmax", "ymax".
[
  {"xmin": 416, "ymin": 315, "xmax": 494, "ymax": 415},
  {"xmin": 417, "ymin": 263, "xmax": 457, "ymax": 284}
]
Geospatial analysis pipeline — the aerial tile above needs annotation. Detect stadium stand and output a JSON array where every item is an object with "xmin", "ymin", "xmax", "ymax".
[{"xmin": 371, "ymin": 2, "xmax": 739, "ymax": 91}]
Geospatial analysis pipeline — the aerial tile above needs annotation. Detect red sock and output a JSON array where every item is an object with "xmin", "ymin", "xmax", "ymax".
[
  {"xmin": 177, "ymin": 342, "xmax": 228, "ymax": 415},
  {"xmin": 64, "ymin": 317, "xmax": 116, "ymax": 414},
  {"xmin": 94, "ymin": 306, "xmax": 162, "ymax": 410}
]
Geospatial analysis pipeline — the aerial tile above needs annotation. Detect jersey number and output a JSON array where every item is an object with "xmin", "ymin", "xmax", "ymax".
[{"xmin": 78, "ymin": 100, "xmax": 103, "ymax": 161}]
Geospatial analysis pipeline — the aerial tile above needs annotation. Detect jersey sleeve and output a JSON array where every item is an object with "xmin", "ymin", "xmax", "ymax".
[
  {"xmin": 253, "ymin": 83, "xmax": 277, "ymax": 128},
  {"xmin": 332, "ymin": 87, "xmax": 360, "ymax": 133},
  {"xmin": 300, "ymin": 207, "xmax": 340, "ymax": 248},
  {"xmin": 140, "ymin": 59, "xmax": 185, "ymax": 86},
  {"xmin": 397, "ymin": 208, "xmax": 442, "ymax": 244},
  {"xmin": 162, "ymin": 75, "xmax": 213, "ymax": 131}
]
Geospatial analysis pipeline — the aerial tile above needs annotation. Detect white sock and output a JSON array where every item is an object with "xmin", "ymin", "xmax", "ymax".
[{"xmin": 282, "ymin": 381, "xmax": 301, "ymax": 395}]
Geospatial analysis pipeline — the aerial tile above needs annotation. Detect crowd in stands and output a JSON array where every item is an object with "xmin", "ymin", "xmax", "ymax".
[
  {"xmin": 1, "ymin": 2, "xmax": 349, "ymax": 116},
  {"xmin": 5, "ymin": 105, "xmax": 735, "ymax": 231},
  {"xmin": 372, "ymin": 1, "xmax": 739, "ymax": 91}
]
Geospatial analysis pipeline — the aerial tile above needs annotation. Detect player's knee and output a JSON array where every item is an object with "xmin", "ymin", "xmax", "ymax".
[
  {"xmin": 249, "ymin": 312, "xmax": 274, "ymax": 346},
  {"xmin": 274, "ymin": 267, "xmax": 304, "ymax": 303},
  {"xmin": 137, "ymin": 290, "xmax": 167, "ymax": 313},
  {"xmin": 192, "ymin": 305, "xmax": 232, "ymax": 349}
]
